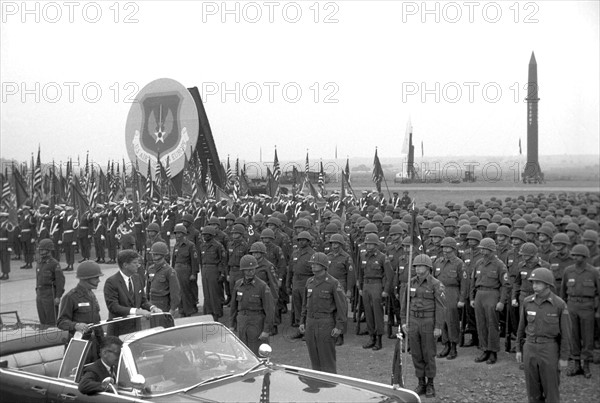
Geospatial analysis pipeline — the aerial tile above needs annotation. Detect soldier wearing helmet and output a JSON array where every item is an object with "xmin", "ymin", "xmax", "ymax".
[
  {"xmin": 461, "ymin": 229, "xmax": 483, "ymax": 348},
  {"xmin": 0, "ymin": 212, "xmax": 13, "ymax": 280},
  {"xmin": 230, "ymin": 255, "xmax": 274, "ymax": 356},
  {"xmin": 536, "ymin": 225, "xmax": 554, "ymax": 262},
  {"xmin": 143, "ymin": 222, "xmax": 165, "ymax": 282},
  {"xmin": 400, "ymin": 254, "xmax": 446, "ymax": 398},
  {"xmin": 299, "ymin": 252, "xmax": 348, "ymax": 374},
  {"xmin": 358, "ymin": 233, "xmax": 394, "ymax": 351},
  {"xmin": 384, "ymin": 225, "xmax": 405, "ymax": 340},
  {"xmin": 92, "ymin": 206, "xmax": 107, "ymax": 264},
  {"xmin": 147, "ymin": 242, "xmax": 181, "ymax": 317},
  {"xmin": 36, "ymin": 238, "xmax": 65, "ymax": 327},
  {"xmin": 171, "ymin": 224, "xmax": 200, "ymax": 317},
  {"xmin": 516, "ymin": 267, "xmax": 571, "ymax": 403},
  {"xmin": 495, "ymin": 225, "xmax": 512, "ymax": 264},
  {"xmin": 287, "ymin": 231, "xmax": 316, "ymax": 338},
  {"xmin": 259, "ymin": 228, "xmax": 288, "ymax": 316},
  {"xmin": 512, "ymin": 243, "xmax": 550, "ymax": 310},
  {"xmin": 433, "ymin": 237, "xmax": 467, "ymax": 361},
  {"xmin": 327, "ymin": 233, "xmax": 355, "ymax": 345},
  {"xmin": 226, "ymin": 224, "xmax": 250, "ymax": 306},
  {"xmin": 581, "ymin": 229, "xmax": 599, "ymax": 267},
  {"xmin": 266, "ymin": 216, "xmax": 292, "ymax": 264},
  {"xmin": 548, "ymin": 233, "xmax": 575, "ymax": 291},
  {"xmin": 207, "ymin": 216, "xmax": 229, "ymax": 250},
  {"xmin": 249, "ymin": 242, "xmax": 280, "ymax": 333},
  {"xmin": 561, "ymin": 244, "xmax": 600, "ymax": 379},
  {"xmin": 58, "ymin": 261, "xmax": 104, "ymax": 340},
  {"xmin": 470, "ymin": 238, "xmax": 509, "ymax": 364},
  {"xmin": 180, "ymin": 213, "xmax": 202, "ymax": 306},
  {"xmin": 200, "ymin": 226, "xmax": 227, "ymax": 320}
]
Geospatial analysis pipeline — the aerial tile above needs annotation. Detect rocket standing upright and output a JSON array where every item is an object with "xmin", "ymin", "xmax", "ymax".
[{"xmin": 523, "ymin": 52, "xmax": 544, "ymax": 183}]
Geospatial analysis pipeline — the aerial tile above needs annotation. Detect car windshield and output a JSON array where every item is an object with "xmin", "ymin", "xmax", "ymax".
[{"xmin": 128, "ymin": 323, "xmax": 259, "ymax": 395}]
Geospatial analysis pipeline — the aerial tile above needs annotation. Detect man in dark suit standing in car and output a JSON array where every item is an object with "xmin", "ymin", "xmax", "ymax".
[{"xmin": 104, "ymin": 250, "xmax": 161, "ymax": 336}]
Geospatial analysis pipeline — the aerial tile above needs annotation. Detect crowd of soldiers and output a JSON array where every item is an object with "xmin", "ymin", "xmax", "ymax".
[{"xmin": 0, "ymin": 188, "xmax": 599, "ymax": 398}]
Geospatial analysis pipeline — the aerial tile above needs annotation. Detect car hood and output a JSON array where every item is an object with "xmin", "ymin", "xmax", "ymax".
[{"xmin": 171, "ymin": 364, "xmax": 418, "ymax": 403}]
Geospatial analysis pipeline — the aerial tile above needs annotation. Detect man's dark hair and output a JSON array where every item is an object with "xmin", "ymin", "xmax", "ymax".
[
  {"xmin": 117, "ymin": 250, "xmax": 140, "ymax": 268},
  {"xmin": 100, "ymin": 335, "xmax": 123, "ymax": 351}
]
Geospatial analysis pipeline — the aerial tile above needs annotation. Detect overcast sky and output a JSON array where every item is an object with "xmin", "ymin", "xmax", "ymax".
[{"xmin": 1, "ymin": 0, "xmax": 598, "ymax": 166}]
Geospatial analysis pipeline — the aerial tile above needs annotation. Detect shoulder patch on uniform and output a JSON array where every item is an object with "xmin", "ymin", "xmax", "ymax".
[{"xmin": 503, "ymin": 273, "xmax": 508, "ymax": 282}]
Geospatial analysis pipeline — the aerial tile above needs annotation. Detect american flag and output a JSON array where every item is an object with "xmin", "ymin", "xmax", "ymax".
[
  {"xmin": 305, "ymin": 152, "xmax": 309, "ymax": 175},
  {"xmin": 146, "ymin": 159, "xmax": 153, "ymax": 200},
  {"xmin": 87, "ymin": 166, "xmax": 97, "ymax": 208},
  {"xmin": 33, "ymin": 147, "xmax": 43, "ymax": 203},
  {"xmin": 372, "ymin": 148, "xmax": 384, "ymax": 193},
  {"xmin": 318, "ymin": 161, "xmax": 325, "ymax": 194},
  {"xmin": 273, "ymin": 148, "xmax": 281, "ymax": 182},
  {"xmin": 205, "ymin": 159, "xmax": 215, "ymax": 199},
  {"xmin": 409, "ymin": 201, "xmax": 423, "ymax": 253},
  {"xmin": 1, "ymin": 172, "xmax": 12, "ymax": 209},
  {"xmin": 165, "ymin": 156, "xmax": 172, "ymax": 179}
]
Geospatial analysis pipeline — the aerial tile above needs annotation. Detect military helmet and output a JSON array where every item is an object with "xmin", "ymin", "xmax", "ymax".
[
  {"xmin": 495, "ymin": 225, "xmax": 512, "ymax": 237},
  {"xmin": 225, "ymin": 212, "xmax": 236, "ymax": 221},
  {"xmin": 514, "ymin": 218, "xmax": 528, "ymax": 229},
  {"xmin": 253, "ymin": 213, "xmax": 265, "ymax": 222},
  {"xmin": 309, "ymin": 252, "xmax": 330, "ymax": 268},
  {"xmin": 296, "ymin": 231, "xmax": 313, "ymax": 242},
  {"xmin": 76, "ymin": 261, "xmax": 104, "ymax": 279},
  {"xmin": 364, "ymin": 223, "xmax": 379, "ymax": 234},
  {"xmin": 231, "ymin": 224, "xmax": 246, "ymax": 235},
  {"xmin": 201, "ymin": 226, "xmax": 217, "ymax": 236},
  {"xmin": 294, "ymin": 218, "xmax": 310, "ymax": 229},
  {"xmin": 388, "ymin": 224, "xmax": 403, "ymax": 236},
  {"xmin": 413, "ymin": 254, "xmax": 432, "ymax": 268},
  {"xmin": 582, "ymin": 229, "xmax": 598, "ymax": 243},
  {"xmin": 511, "ymin": 229, "xmax": 527, "ymax": 243},
  {"xmin": 329, "ymin": 234, "xmax": 345, "ymax": 245},
  {"xmin": 208, "ymin": 216, "xmax": 221, "ymax": 226},
  {"xmin": 537, "ymin": 225, "xmax": 554, "ymax": 238},
  {"xmin": 565, "ymin": 222, "xmax": 581, "ymax": 233},
  {"xmin": 235, "ymin": 217, "xmax": 247, "ymax": 226},
  {"xmin": 173, "ymin": 224, "xmax": 187, "ymax": 234},
  {"xmin": 182, "ymin": 213, "xmax": 194, "ymax": 223},
  {"xmin": 240, "ymin": 255, "xmax": 258, "ymax": 270},
  {"xmin": 444, "ymin": 218, "xmax": 457, "ymax": 227},
  {"xmin": 323, "ymin": 210, "xmax": 333, "ymax": 219},
  {"xmin": 552, "ymin": 233, "xmax": 570, "ymax": 245},
  {"xmin": 372, "ymin": 213, "xmax": 384, "ymax": 222},
  {"xmin": 524, "ymin": 224, "xmax": 538, "ymax": 234},
  {"xmin": 528, "ymin": 267, "xmax": 554, "ymax": 286},
  {"xmin": 429, "ymin": 227, "xmax": 445, "ymax": 238},
  {"xmin": 458, "ymin": 224, "xmax": 472, "ymax": 235},
  {"xmin": 441, "ymin": 237, "xmax": 458, "ymax": 249},
  {"xmin": 478, "ymin": 238, "xmax": 497, "ymax": 251},
  {"xmin": 486, "ymin": 223, "xmax": 499, "ymax": 233},
  {"xmin": 364, "ymin": 233, "xmax": 380, "ymax": 244},
  {"xmin": 266, "ymin": 216, "xmax": 281, "ymax": 227},
  {"xmin": 147, "ymin": 223, "xmax": 160, "ymax": 232},
  {"xmin": 519, "ymin": 242, "xmax": 538, "ymax": 256},
  {"xmin": 402, "ymin": 236, "xmax": 412, "ymax": 246},
  {"xmin": 324, "ymin": 223, "xmax": 338, "ymax": 234},
  {"xmin": 150, "ymin": 242, "xmax": 169, "ymax": 255},
  {"xmin": 38, "ymin": 238, "xmax": 55, "ymax": 251},
  {"xmin": 570, "ymin": 244, "xmax": 590, "ymax": 258},
  {"xmin": 260, "ymin": 228, "xmax": 275, "ymax": 239},
  {"xmin": 467, "ymin": 230, "xmax": 482, "ymax": 241},
  {"xmin": 249, "ymin": 242, "xmax": 267, "ymax": 254}
]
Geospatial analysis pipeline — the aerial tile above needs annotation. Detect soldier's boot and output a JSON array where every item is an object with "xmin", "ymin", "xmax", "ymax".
[
  {"xmin": 475, "ymin": 350, "xmax": 490, "ymax": 363},
  {"xmin": 362, "ymin": 335, "xmax": 376, "ymax": 349},
  {"xmin": 486, "ymin": 352, "xmax": 497, "ymax": 364},
  {"xmin": 414, "ymin": 377, "xmax": 427, "ymax": 396},
  {"xmin": 425, "ymin": 378, "xmax": 436, "ymax": 398},
  {"xmin": 583, "ymin": 361, "xmax": 592, "ymax": 379},
  {"xmin": 566, "ymin": 360, "xmax": 584, "ymax": 376},
  {"xmin": 437, "ymin": 342, "xmax": 450, "ymax": 358},
  {"xmin": 372, "ymin": 335, "xmax": 382, "ymax": 351},
  {"xmin": 447, "ymin": 342, "xmax": 458, "ymax": 360}
]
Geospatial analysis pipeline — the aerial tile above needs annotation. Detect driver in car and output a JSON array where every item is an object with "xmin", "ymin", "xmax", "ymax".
[{"xmin": 79, "ymin": 336, "xmax": 122, "ymax": 395}]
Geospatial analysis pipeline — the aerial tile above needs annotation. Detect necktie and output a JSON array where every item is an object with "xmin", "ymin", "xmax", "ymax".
[{"xmin": 128, "ymin": 277, "xmax": 134, "ymax": 299}]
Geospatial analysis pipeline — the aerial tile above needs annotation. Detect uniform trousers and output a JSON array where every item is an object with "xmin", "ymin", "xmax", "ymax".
[
  {"xmin": 201, "ymin": 265, "xmax": 223, "ymax": 318},
  {"xmin": 36, "ymin": 288, "xmax": 57, "ymax": 326},
  {"xmin": 524, "ymin": 341, "xmax": 560, "ymax": 403},
  {"xmin": 475, "ymin": 289, "xmax": 501, "ymax": 352},
  {"xmin": 567, "ymin": 299, "xmax": 595, "ymax": 361},
  {"xmin": 174, "ymin": 263, "xmax": 197, "ymax": 316},
  {"xmin": 237, "ymin": 312, "xmax": 266, "ymax": 355},
  {"xmin": 408, "ymin": 315, "xmax": 437, "ymax": 378},
  {"xmin": 306, "ymin": 316, "xmax": 337, "ymax": 373},
  {"xmin": 441, "ymin": 286, "xmax": 460, "ymax": 344},
  {"xmin": 363, "ymin": 281, "xmax": 384, "ymax": 335}
]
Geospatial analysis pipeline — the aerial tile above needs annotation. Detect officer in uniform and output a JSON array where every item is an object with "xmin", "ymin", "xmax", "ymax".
[
  {"xmin": 512, "ymin": 243, "xmax": 549, "ymax": 309},
  {"xmin": 147, "ymin": 241, "xmax": 180, "ymax": 317},
  {"xmin": 171, "ymin": 224, "xmax": 199, "ymax": 317},
  {"xmin": 470, "ymin": 238, "xmax": 509, "ymax": 364},
  {"xmin": 249, "ymin": 242, "xmax": 280, "ymax": 333},
  {"xmin": 78, "ymin": 210, "xmax": 92, "ymax": 263},
  {"xmin": 400, "ymin": 254, "xmax": 446, "ymax": 398},
  {"xmin": 260, "ymin": 228, "xmax": 288, "ymax": 314},
  {"xmin": 385, "ymin": 225, "xmax": 404, "ymax": 339},
  {"xmin": 327, "ymin": 233, "xmax": 354, "ymax": 345},
  {"xmin": 36, "ymin": 239, "xmax": 65, "ymax": 327},
  {"xmin": 200, "ymin": 226, "xmax": 227, "ymax": 320},
  {"xmin": 57, "ymin": 261, "xmax": 103, "ymax": 343},
  {"xmin": 287, "ymin": 231, "xmax": 316, "ymax": 338},
  {"xmin": 181, "ymin": 213, "xmax": 202, "ymax": 305},
  {"xmin": 227, "ymin": 224, "xmax": 249, "ymax": 305},
  {"xmin": 299, "ymin": 252, "xmax": 347, "ymax": 374},
  {"xmin": 92, "ymin": 205, "xmax": 106, "ymax": 263},
  {"xmin": 435, "ymin": 237, "xmax": 468, "ymax": 360},
  {"xmin": 20, "ymin": 205, "xmax": 36, "ymax": 269},
  {"xmin": 61, "ymin": 206, "xmax": 78, "ymax": 271},
  {"xmin": 0, "ymin": 212, "xmax": 13, "ymax": 280},
  {"xmin": 561, "ymin": 244, "xmax": 600, "ymax": 378},
  {"xmin": 105, "ymin": 204, "xmax": 119, "ymax": 264},
  {"xmin": 516, "ymin": 267, "xmax": 571, "ymax": 403},
  {"xmin": 230, "ymin": 255, "xmax": 274, "ymax": 355},
  {"xmin": 143, "ymin": 222, "xmax": 165, "ymax": 282},
  {"xmin": 549, "ymin": 233, "xmax": 575, "ymax": 291},
  {"xmin": 358, "ymin": 233, "xmax": 393, "ymax": 351}
]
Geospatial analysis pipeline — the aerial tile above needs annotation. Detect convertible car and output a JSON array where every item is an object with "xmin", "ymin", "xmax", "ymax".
[{"xmin": 0, "ymin": 313, "xmax": 420, "ymax": 402}]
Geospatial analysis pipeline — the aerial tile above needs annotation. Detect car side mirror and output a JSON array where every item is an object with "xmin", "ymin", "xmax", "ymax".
[
  {"xmin": 258, "ymin": 344, "xmax": 272, "ymax": 361},
  {"xmin": 131, "ymin": 374, "xmax": 146, "ymax": 390}
]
